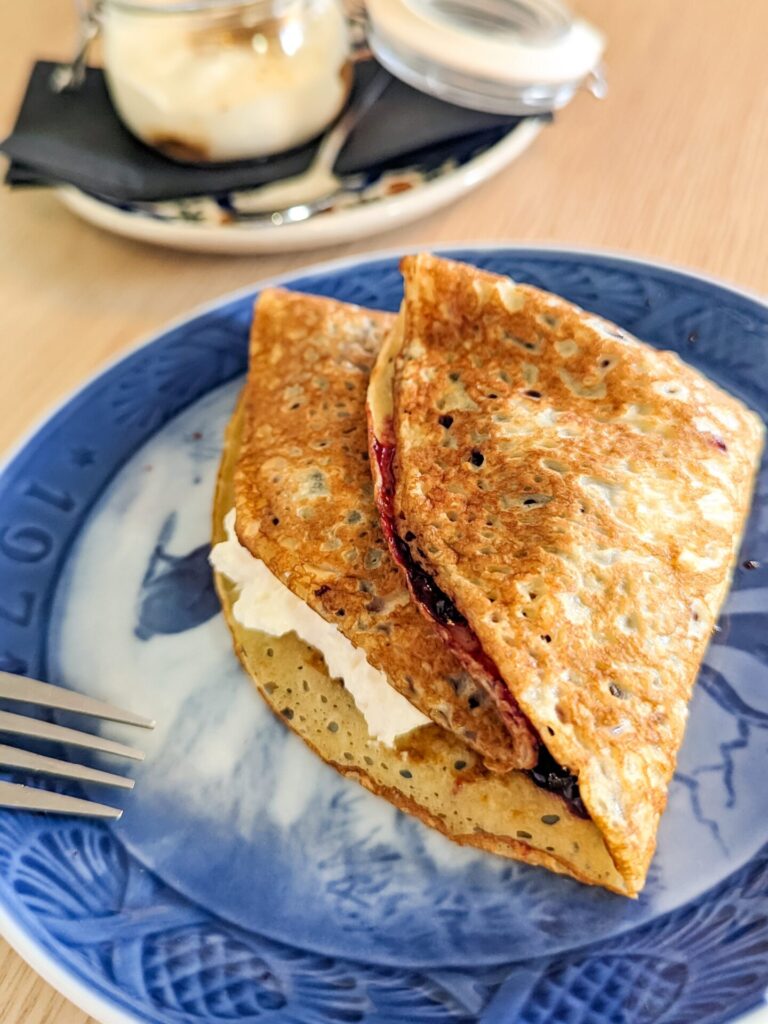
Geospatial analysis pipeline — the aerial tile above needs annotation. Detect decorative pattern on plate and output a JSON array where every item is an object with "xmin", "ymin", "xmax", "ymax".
[
  {"xmin": 0, "ymin": 250, "xmax": 767, "ymax": 1024},
  {"xmin": 101, "ymin": 130, "xmax": 509, "ymax": 227}
]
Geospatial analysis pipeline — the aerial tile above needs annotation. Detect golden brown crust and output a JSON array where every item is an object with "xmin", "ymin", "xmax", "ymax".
[
  {"xmin": 213, "ymin": 394, "xmax": 630, "ymax": 895},
  {"xmin": 367, "ymin": 308, "xmax": 542, "ymax": 767},
  {"xmin": 378, "ymin": 253, "xmax": 765, "ymax": 893},
  {"xmin": 232, "ymin": 288, "xmax": 517, "ymax": 771}
]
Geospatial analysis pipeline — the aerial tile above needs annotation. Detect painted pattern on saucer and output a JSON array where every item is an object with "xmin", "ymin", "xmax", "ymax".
[{"xmin": 57, "ymin": 123, "xmax": 543, "ymax": 254}]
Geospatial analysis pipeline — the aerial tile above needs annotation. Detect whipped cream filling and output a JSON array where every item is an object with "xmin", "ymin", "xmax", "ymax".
[{"xmin": 210, "ymin": 510, "xmax": 430, "ymax": 746}]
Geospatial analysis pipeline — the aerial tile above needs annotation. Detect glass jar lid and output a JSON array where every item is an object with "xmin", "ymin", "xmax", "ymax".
[
  {"xmin": 104, "ymin": 0, "xmax": 291, "ymax": 12},
  {"xmin": 365, "ymin": 0, "xmax": 605, "ymax": 114}
]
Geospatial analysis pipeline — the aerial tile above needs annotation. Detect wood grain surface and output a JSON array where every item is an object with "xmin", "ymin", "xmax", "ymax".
[{"xmin": 0, "ymin": 0, "xmax": 767, "ymax": 1020}]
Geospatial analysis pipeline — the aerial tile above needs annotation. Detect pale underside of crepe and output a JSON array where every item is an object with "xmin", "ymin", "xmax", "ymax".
[
  {"xmin": 367, "ymin": 253, "xmax": 766, "ymax": 896},
  {"xmin": 214, "ymin": 392, "xmax": 629, "ymax": 895}
]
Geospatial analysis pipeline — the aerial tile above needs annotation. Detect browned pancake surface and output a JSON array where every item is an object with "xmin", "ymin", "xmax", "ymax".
[
  {"xmin": 215, "ymin": 394, "xmax": 629, "ymax": 895},
  {"xmin": 232, "ymin": 288, "xmax": 517, "ymax": 770},
  {"xmin": 385, "ymin": 254, "xmax": 764, "ymax": 892}
]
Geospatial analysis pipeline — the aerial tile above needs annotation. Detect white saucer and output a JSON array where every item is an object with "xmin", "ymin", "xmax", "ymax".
[{"xmin": 57, "ymin": 120, "xmax": 542, "ymax": 254}]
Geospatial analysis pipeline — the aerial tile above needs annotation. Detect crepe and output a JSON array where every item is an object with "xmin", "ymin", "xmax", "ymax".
[
  {"xmin": 367, "ymin": 253, "xmax": 765, "ymax": 895},
  {"xmin": 211, "ymin": 287, "xmax": 631, "ymax": 894},
  {"xmin": 230, "ymin": 288, "xmax": 516, "ymax": 770}
]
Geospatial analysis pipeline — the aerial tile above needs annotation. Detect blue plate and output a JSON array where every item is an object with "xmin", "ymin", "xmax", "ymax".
[{"xmin": 1, "ymin": 248, "xmax": 768, "ymax": 1024}]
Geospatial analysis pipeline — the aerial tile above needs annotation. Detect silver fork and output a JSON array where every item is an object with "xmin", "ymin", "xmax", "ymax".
[{"xmin": 0, "ymin": 671, "xmax": 154, "ymax": 820}]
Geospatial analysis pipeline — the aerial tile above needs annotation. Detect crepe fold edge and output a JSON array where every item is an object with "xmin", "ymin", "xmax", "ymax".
[
  {"xmin": 371, "ymin": 252, "xmax": 766, "ymax": 896},
  {"xmin": 212, "ymin": 391, "xmax": 633, "ymax": 896}
]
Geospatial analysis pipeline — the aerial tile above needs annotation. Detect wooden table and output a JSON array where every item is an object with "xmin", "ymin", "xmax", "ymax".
[{"xmin": 1, "ymin": 0, "xmax": 767, "ymax": 1020}]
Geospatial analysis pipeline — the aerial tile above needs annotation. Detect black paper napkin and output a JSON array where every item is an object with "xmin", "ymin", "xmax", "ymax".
[{"xmin": 2, "ymin": 60, "xmax": 535, "ymax": 204}]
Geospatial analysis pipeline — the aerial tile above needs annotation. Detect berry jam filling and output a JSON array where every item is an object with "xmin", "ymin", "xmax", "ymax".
[
  {"xmin": 392, "ymin": 532, "xmax": 466, "ymax": 627},
  {"xmin": 372, "ymin": 435, "xmax": 587, "ymax": 821},
  {"xmin": 528, "ymin": 747, "xmax": 588, "ymax": 819}
]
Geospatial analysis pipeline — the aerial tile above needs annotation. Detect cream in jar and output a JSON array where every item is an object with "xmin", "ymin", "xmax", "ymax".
[{"xmin": 102, "ymin": 0, "xmax": 351, "ymax": 162}]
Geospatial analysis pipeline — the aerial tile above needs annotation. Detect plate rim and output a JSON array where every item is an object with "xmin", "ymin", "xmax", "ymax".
[
  {"xmin": 3, "ymin": 241, "xmax": 767, "ymax": 479},
  {"xmin": 1, "ymin": 243, "xmax": 768, "ymax": 1024},
  {"xmin": 55, "ymin": 121, "xmax": 544, "ymax": 254}
]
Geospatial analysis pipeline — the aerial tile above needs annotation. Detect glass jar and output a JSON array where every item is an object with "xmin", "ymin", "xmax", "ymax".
[
  {"xmin": 100, "ymin": 0, "xmax": 352, "ymax": 163},
  {"xmin": 366, "ymin": 0, "xmax": 605, "ymax": 115}
]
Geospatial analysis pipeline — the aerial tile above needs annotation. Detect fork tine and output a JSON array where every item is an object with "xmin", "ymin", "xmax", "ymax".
[
  {"xmin": 0, "ymin": 711, "xmax": 144, "ymax": 760},
  {"xmin": 0, "ymin": 780, "xmax": 122, "ymax": 818},
  {"xmin": 0, "ymin": 672, "xmax": 154, "ymax": 728},
  {"xmin": 0, "ymin": 744, "xmax": 135, "ymax": 789}
]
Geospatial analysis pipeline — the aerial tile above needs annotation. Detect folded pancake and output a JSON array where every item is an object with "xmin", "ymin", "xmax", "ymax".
[
  {"xmin": 211, "ymin": 287, "xmax": 631, "ymax": 894},
  {"xmin": 367, "ymin": 253, "xmax": 765, "ymax": 895},
  {"xmin": 224, "ymin": 288, "xmax": 517, "ymax": 770}
]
